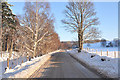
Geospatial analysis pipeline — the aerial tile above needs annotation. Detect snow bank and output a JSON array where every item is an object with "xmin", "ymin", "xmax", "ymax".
[
  {"xmin": 1, "ymin": 55, "xmax": 27, "ymax": 78},
  {"xmin": 0, "ymin": 61, "xmax": 2, "ymax": 80},
  {"xmin": 3, "ymin": 54, "xmax": 50, "ymax": 78},
  {"xmin": 0, "ymin": 51, "xmax": 23, "ymax": 80},
  {"xmin": 2, "ymin": 50, "xmax": 60, "ymax": 78},
  {"xmin": 67, "ymin": 49, "xmax": 118, "ymax": 78}
]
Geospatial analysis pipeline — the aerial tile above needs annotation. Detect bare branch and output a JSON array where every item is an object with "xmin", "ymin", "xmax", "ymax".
[{"xmin": 37, "ymin": 31, "xmax": 49, "ymax": 43}]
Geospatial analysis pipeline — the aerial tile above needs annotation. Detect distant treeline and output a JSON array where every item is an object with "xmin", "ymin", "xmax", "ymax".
[{"xmin": 60, "ymin": 39, "xmax": 119, "ymax": 49}]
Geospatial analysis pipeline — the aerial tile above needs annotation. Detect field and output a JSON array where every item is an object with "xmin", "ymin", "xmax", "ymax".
[{"xmin": 83, "ymin": 42, "xmax": 119, "ymax": 58}]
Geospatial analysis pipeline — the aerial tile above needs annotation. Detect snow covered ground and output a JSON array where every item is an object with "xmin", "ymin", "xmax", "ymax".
[
  {"xmin": 0, "ymin": 50, "xmax": 60, "ymax": 79},
  {"xmin": 67, "ymin": 49, "xmax": 119, "ymax": 78},
  {"xmin": 83, "ymin": 42, "xmax": 118, "ymax": 51},
  {"xmin": 0, "ymin": 60, "xmax": 1, "ymax": 80},
  {"xmin": 0, "ymin": 51, "xmax": 22, "ymax": 61},
  {"xmin": 0, "ymin": 51, "xmax": 27, "ymax": 80},
  {"xmin": 83, "ymin": 48, "xmax": 119, "ymax": 58},
  {"xmin": 83, "ymin": 42, "xmax": 119, "ymax": 58}
]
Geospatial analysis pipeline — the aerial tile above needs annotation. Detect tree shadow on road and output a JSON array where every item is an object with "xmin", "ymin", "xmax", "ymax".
[{"xmin": 37, "ymin": 52, "xmax": 65, "ymax": 78}]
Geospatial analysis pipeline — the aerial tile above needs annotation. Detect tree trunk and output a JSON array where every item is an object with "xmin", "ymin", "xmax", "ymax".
[
  {"xmin": 33, "ymin": 2, "xmax": 38, "ymax": 58},
  {"xmin": 9, "ymin": 40, "xmax": 13, "ymax": 59},
  {"xmin": 78, "ymin": 32, "xmax": 81, "ymax": 52},
  {"xmin": 7, "ymin": 40, "xmax": 13, "ymax": 70},
  {"xmin": 78, "ymin": 10, "xmax": 83, "ymax": 52},
  {"xmin": 4, "ymin": 41, "xmax": 6, "ymax": 51},
  {"xmin": 1, "ymin": 26, "xmax": 2, "ymax": 57},
  {"xmin": 81, "ymin": 42, "xmax": 83, "ymax": 50},
  {"xmin": 7, "ymin": 58, "xmax": 9, "ymax": 69},
  {"xmin": 81, "ymin": 33, "xmax": 83, "ymax": 50},
  {"xmin": 6, "ymin": 40, "xmax": 9, "ymax": 52},
  {"xmin": 33, "ymin": 42, "xmax": 37, "ymax": 58}
]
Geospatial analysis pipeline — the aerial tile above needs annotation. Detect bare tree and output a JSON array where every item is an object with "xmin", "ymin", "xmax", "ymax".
[
  {"xmin": 38, "ymin": 31, "xmax": 60, "ymax": 55},
  {"xmin": 62, "ymin": 1, "xmax": 100, "ymax": 52},
  {"xmin": 19, "ymin": 2, "xmax": 54, "ymax": 58}
]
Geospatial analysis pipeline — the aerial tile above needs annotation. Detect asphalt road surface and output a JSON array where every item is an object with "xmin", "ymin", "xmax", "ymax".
[{"xmin": 30, "ymin": 52, "xmax": 101, "ymax": 78}]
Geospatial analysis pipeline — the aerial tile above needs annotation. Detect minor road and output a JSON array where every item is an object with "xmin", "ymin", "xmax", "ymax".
[{"xmin": 30, "ymin": 52, "xmax": 101, "ymax": 78}]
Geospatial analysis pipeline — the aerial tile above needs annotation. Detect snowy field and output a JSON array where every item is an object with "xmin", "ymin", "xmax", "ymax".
[
  {"xmin": 83, "ymin": 42, "xmax": 119, "ymax": 58},
  {"xmin": 83, "ymin": 48, "xmax": 119, "ymax": 58},
  {"xmin": 83, "ymin": 42, "xmax": 118, "ymax": 51},
  {"xmin": 67, "ymin": 49, "xmax": 119, "ymax": 78},
  {"xmin": 0, "ymin": 50, "xmax": 60, "ymax": 79}
]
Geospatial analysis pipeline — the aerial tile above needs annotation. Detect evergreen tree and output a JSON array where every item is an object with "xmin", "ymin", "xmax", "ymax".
[
  {"xmin": 2, "ymin": 2, "xmax": 17, "ymax": 29},
  {"xmin": 1, "ymin": 1, "xmax": 17, "ymax": 58}
]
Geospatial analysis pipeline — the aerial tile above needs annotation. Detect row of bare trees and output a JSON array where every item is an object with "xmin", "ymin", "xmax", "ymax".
[
  {"xmin": 17, "ymin": 2, "xmax": 60, "ymax": 57},
  {"xmin": 1, "ymin": 2, "xmax": 60, "ymax": 59},
  {"xmin": 1, "ymin": 1, "xmax": 101, "ymax": 59}
]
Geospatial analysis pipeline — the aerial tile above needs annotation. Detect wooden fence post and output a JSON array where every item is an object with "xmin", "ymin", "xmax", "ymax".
[
  {"xmin": 107, "ymin": 50, "xmax": 108, "ymax": 56},
  {"xmin": 7, "ymin": 58, "xmax": 9, "ymax": 69},
  {"xmin": 22, "ymin": 60, "xmax": 23, "ymax": 64},
  {"xmin": 114, "ymin": 51, "xmax": 116, "ymax": 58},
  {"xmin": 17, "ymin": 58, "xmax": 18, "ymax": 65},
  {"xmin": 27, "ymin": 55, "xmax": 29, "ymax": 61},
  {"xmin": 101, "ymin": 50, "xmax": 102, "ymax": 56}
]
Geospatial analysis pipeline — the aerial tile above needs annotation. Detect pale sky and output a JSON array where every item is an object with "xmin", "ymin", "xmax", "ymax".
[{"xmin": 9, "ymin": 2, "xmax": 118, "ymax": 41}]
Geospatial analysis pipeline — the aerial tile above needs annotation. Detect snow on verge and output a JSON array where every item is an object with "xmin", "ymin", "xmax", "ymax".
[
  {"xmin": 0, "ymin": 61, "xmax": 2, "ymax": 80},
  {"xmin": 67, "ymin": 49, "xmax": 118, "ymax": 78},
  {"xmin": 2, "ymin": 50, "xmax": 60, "ymax": 78}
]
